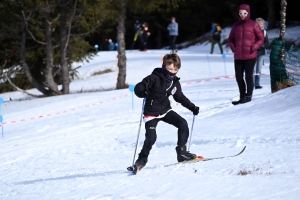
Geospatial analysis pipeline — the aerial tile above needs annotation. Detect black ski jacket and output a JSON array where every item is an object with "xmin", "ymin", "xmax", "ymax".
[{"xmin": 134, "ymin": 68, "xmax": 196, "ymax": 116}]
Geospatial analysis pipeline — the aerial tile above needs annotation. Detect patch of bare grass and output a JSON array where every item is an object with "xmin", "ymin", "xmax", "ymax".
[
  {"xmin": 237, "ymin": 165, "xmax": 275, "ymax": 176},
  {"xmin": 238, "ymin": 170, "xmax": 252, "ymax": 176},
  {"xmin": 91, "ymin": 69, "xmax": 113, "ymax": 76},
  {"xmin": 274, "ymin": 79, "xmax": 294, "ymax": 92}
]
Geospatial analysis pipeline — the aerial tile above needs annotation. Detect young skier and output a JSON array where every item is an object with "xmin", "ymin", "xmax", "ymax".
[{"xmin": 133, "ymin": 53, "xmax": 200, "ymax": 171}]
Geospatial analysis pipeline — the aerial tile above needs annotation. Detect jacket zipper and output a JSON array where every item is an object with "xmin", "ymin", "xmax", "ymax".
[
  {"xmin": 242, "ymin": 23, "xmax": 244, "ymax": 60},
  {"xmin": 151, "ymin": 100, "xmax": 153, "ymax": 105}
]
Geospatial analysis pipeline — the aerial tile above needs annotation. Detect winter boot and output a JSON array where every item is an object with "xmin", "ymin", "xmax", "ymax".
[
  {"xmin": 175, "ymin": 145, "xmax": 197, "ymax": 162},
  {"xmin": 232, "ymin": 96, "xmax": 246, "ymax": 105},
  {"xmin": 245, "ymin": 96, "xmax": 252, "ymax": 103}
]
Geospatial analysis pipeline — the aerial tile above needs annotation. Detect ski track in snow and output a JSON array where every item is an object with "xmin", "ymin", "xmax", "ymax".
[{"xmin": 1, "ymin": 44, "xmax": 300, "ymax": 199}]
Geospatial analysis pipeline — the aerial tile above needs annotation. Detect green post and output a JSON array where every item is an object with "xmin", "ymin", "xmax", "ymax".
[{"xmin": 269, "ymin": 0, "xmax": 288, "ymax": 93}]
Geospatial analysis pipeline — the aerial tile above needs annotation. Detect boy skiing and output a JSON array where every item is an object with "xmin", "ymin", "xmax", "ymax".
[{"xmin": 132, "ymin": 53, "xmax": 200, "ymax": 172}]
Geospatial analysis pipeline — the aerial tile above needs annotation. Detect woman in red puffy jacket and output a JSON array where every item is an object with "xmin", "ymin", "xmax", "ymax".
[{"xmin": 228, "ymin": 4, "xmax": 264, "ymax": 105}]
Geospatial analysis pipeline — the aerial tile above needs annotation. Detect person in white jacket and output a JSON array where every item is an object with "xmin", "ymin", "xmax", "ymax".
[{"xmin": 167, "ymin": 17, "xmax": 178, "ymax": 53}]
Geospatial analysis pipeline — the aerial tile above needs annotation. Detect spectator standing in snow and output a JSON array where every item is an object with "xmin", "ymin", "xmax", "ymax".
[
  {"xmin": 139, "ymin": 22, "xmax": 151, "ymax": 51},
  {"xmin": 132, "ymin": 20, "xmax": 142, "ymax": 50},
  {"xmin": 108, "ymin": 39, "xmax": 115, "ymax": 51},
  {"xmin": 167, "ymin": 17, "xmax": 178, "ymax": 53},
  {"xmin": 132, "ymin": 53, "xmax": 200, "ymax": 171},
  {"xmin": 228, "ymin": 4, "xmax": 264, "ymax": 105},
  {"xmin": 253, "ymin": 17, "xmax": 269, "ymax": 89},
  {"xmin": 134, "ymin": 20, "xmax": 141, "ymax": 33},
  {"xmin": 102, "ymin": 37, "xmax": 109, "ymax": 51},
  {"xmin": 210, "ymin": 20, "xmax": 223, "ymax": 54}
]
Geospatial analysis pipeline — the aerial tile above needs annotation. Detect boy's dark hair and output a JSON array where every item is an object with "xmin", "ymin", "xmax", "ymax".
[{"xmin": 163, "ymin": 53, "xmax": 181, "ymax": 69}]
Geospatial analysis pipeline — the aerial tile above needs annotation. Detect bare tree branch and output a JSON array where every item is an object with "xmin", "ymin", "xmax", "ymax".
[
  {"xmin": 53, "ymin": 66, "xmax": 61, "ymax": 78},
  {"xmin": 4, "ymin": 72, "xmax": 41, "ymax": 98},
  {"xmin": 70, "ymin": 23, "xmax": 103, "ymax": 37},
  {"xmin": 47, "ymin": 13, "xmax": 60, "ymax": 25},
  {"xmin": 65, "ymin": 0, "xmax": 78, "ymax": 52},
  {"xmin": 22, "ymin": 10, "xmax": 47, "ymax": 45}
]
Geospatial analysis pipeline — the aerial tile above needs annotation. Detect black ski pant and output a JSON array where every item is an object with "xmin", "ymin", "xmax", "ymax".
[
  {"xmin": 139, "ymin": 33, "xmax": 149, "ymax": 50},
  {"xmin": 139, "ymin": 110, "xmax": 189, "ymax": 158},
  {"xmin": 234, "ymin": 58, "xmax": 256, "ymax": 98}
]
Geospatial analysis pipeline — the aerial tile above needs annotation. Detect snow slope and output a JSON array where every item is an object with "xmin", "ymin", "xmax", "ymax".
[{"xmin": 0, "ymin": 26, "xmax": 300, "ymax": 200}]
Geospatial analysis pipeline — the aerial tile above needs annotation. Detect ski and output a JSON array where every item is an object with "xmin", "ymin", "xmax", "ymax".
[
  {"xmin": 127, "ymin": 166, "xmax": 134, "ymax": 171},
  {"xmin": 130, "ymin": 30, "xmax": 140, "ymax": 52},
  {"xmin": 127, "ymin": 146, "xmax": 246, "ymax": 173},
  {"xmin": 164, "ymin": 146, "xmax": 246, "ymax": 167}
]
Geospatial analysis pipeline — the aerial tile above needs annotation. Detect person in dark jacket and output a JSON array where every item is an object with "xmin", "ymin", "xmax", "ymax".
[
  {"xmin": 228, "ymin": 4, "xmax": 264, "ymax": 105},
  {"xmin": 139, "ymin": 22, "xmax": 151, "ymax": 51},
  {"xmin": 133, "ymin": 53, "xmax": 200, "ymax": 170},
  {"xmin": 253, "ymin": 17, "xmax": 269, "ymax": 89}
]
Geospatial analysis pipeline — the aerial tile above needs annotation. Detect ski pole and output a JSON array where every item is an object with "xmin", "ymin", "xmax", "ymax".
[
  {"xmin": 132, "ymin": 97, "xmax": 146, "ymax": 166},
  {"xmin": 187, "ymin": 114, "xmax": 196, "ymax": 151},
  {"xmin": 206, "ymin": 54, "xmax": 211, "ymax": 75}
]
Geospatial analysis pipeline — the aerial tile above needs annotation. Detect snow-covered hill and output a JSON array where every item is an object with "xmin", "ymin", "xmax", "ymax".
[{"xmin": 0, "ymin": 26, "xmax": 300, "ymax": 200}]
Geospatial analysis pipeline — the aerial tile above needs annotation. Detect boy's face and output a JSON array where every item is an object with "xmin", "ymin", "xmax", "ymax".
[{"xmin": 166, "ymin": 63, "xmax": 179, "ymax": 73}]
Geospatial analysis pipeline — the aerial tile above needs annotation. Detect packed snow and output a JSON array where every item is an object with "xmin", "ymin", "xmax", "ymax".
[{"xmin": 0, "ymin": 26, "xmax": 300, "ymax": 200}]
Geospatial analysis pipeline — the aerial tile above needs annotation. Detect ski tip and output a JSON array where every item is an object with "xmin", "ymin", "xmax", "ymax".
[
  {"xmin": 196, "ymin": 155, "xmax": 204, "ymax": 159},
  {"xmin": 235, "ymin": 146, "xmax": 246, "ymax": 156},
  {"xmin": 127, "ymin": 166, "xmax": 134, "ymax": 171}
]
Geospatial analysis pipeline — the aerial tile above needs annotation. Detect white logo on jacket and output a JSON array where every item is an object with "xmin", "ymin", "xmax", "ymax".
[{"xmin": 171, "ymin": 87, "xmax": 177, "ymax": 95}]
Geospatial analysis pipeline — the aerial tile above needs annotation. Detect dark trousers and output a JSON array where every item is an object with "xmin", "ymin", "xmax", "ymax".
[
  {"xmin": 234, "ymin": 58, "xmax": 256, "ymax": 97},
  {"xmin": 139, "ymin": 110, "xmax": 189, "ymax": 158},
  {"xmin": 169, "ymin": 36, "xmax": 177, "ymax": 51},
  {"xmin": 210, "ymin": 34, "xmax": 223, "ymax": 54},
  {"xmin": 139, "ymin": 33, "xmax": 149, "ymax": 50},
  {"xmin": 210, "ymin": 39, "xmax": 223, "ymax": 54}
]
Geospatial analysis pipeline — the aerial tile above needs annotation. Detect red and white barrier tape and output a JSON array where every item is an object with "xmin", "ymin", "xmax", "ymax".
[{"xmin": 1, "ymin": 74, "xmax": 268, "ymax": 125}]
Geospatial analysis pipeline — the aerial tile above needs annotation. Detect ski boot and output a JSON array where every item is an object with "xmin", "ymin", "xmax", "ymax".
[
  {"xmin": 129, "ymin": 156, "xmax": 148, "ymax": 174},
  {"xmin": 175, "ymin": 145, "xmax": 197, "ymax": 162}
]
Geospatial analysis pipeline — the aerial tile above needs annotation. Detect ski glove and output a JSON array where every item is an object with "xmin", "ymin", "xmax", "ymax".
[
  {"xmin": 192, "ymin": 106, "xmax": 199, "ymax": 115},
  {"xmin": 134, "ymin": 82, "xmax": 150, "ymax": 98}
]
